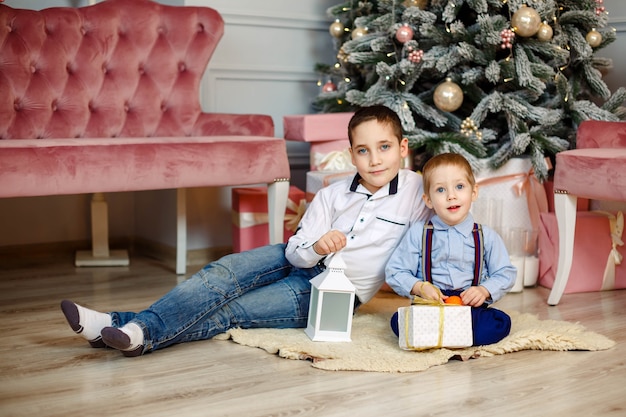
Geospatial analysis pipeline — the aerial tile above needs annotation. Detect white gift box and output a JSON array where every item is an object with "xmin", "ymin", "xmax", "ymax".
[
  {"xmin": 305, "ymin": 170, "xmax": 356, "ymax": 202},
  {"xmin": 472, "ymin": 157, "xmax": 542, "ymax": 232},
  {"xmin": 398, "ymin": 305, "xmax": 473, "ymax": 350}
]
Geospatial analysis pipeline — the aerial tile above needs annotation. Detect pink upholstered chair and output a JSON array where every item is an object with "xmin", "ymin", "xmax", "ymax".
[
  {"xmin": 548, "ymin": 120, "xmax": 626, "ymax": 305},
  {"xmin": 0, "ymin": 0, "xmax": 291, "ymax": 274}
]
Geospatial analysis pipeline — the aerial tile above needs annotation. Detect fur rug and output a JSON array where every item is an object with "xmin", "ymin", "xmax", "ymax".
[{"xmin": 214, "ymin": 310, "xmax": 615, "ymax": 372}]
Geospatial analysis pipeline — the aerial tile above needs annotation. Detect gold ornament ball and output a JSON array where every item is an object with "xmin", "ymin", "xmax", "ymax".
[
  {"xmin": 537, "ymin": 22, "xmax": 553, "ymax": 42},
  {"xmin": 329, "ymin": 20, "xmax": 345, "ymax": 38},
  {"xmin": 511, "ymin": 5, "xmax": 541, "ymax": 37},
  {"xmin": 351, "ymin": 27, "xmax": 368, "ymax": 40},
  {"xmin": 403, "ymin": 0, "xmax": 428, "ymax": 9},
  {"xmin": 586, "ymin": 29, "xmax": 602, "ymax": 47},
  {"xmin": 434, "ymin": 78, "xmax": 463, "ymax": 112}
]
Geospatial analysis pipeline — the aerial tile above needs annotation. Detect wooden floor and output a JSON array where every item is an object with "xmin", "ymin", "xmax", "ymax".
[{"xmin": 1, "ymin": 255, "xmax": 625, "ymax": 417}]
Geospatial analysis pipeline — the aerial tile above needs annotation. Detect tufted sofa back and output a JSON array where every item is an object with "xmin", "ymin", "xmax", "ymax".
[{"xmin": 0, "ymin": 0, "xmax": 268, "ymax": 139}]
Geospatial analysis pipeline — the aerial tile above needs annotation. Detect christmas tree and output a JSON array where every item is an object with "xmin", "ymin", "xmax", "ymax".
[{"xmin": 313, "ymin": 0, "xmax": 626, "ymax": 179}]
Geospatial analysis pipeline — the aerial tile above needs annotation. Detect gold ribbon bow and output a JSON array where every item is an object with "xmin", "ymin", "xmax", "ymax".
[
  {"xmin": 476, "ymin": 159, "xmax": 550, "ymax": 231},
  {"xmin": 284, "ymin": 198, "xmax": 308, "ymax": 232},
  {"xmin": 314, "ymin": 149, "xmax": 355, "ymax": 171},
  {"xmin": 597, "ymin": 211, "xmax": 624, "ymax": 291},
  {"xmin": 410, "ymin": 281, "xmax": 444, "ymax": 305}
]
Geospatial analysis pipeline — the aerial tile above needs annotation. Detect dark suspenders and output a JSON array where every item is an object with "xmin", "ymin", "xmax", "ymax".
[{"xmin": 421, "ymin": 220, "xmax": 484, "ymax": 286}]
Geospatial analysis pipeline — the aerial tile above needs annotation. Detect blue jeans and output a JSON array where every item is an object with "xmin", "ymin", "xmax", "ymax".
[{"xmin": 109, "ymin": 244, "xmax": 323, "ymax": 354}]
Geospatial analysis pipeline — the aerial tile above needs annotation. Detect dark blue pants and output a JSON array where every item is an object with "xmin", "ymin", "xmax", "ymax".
[{"xmin": 390, "ymin": 290, "xmax": 511, "ymax": 346}]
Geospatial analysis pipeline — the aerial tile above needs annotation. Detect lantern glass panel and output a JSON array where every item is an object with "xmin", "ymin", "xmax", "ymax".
[
  {"xmin": 319, "ymin": 292, "xmax": 352, "ymax": 332},
  {"xmin": 308, "ymin": 288, "xmax": 319, "ymax": 327}
]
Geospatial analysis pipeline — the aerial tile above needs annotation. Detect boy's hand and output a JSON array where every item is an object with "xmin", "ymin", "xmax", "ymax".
[
  {"xmin": 411, "ymin": 281, "xmax": 443, "ymax": 302},
  {"xmin": 313, "ymin": 230, "xmax": 347, "ymax": 255},
  {"xmin": 460, "ymin": 286, "xmax": 490, "ymax": 307}
]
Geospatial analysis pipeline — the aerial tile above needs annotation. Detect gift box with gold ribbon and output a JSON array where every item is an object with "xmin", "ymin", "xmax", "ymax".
[
  {"xmin": 231, "ymin": 186, "xmax": 307, "ymax": 253},
  {"xmin": 397, "ymin": 298, "xmax": 473, "ymax": 350},
  {"xmin": 538, "ymin": 210, "xmax": 625, "ymax": 294}
]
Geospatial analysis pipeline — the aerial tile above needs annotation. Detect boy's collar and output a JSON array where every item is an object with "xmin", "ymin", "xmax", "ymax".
[
  {"xmin": 431, "ymin": 214, "xmax": 475, "ymax": 236},
  {"xmin": 349, "ymin": 173, "xmax": 400, "ymax": 195}
]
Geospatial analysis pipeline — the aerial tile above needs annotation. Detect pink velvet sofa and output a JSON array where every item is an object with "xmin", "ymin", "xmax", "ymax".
[{"xmin": 0, "ymin": 0, "xmax": 291, "ymax": 273}]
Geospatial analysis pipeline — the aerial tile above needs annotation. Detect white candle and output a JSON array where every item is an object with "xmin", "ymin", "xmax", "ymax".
[
  {"xmin": 524, "ymin": 255, "xmax": 539, "ymax": 287},
  {"xmin": 509, "ymin": 255, "xmax": 525, "ymax": 293}
]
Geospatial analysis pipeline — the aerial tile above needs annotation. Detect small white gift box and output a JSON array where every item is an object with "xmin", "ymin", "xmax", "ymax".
[
  {"xmin": 305, "ymin": 170, "xmax": 356, "ymax": 202},
  {"xmin": 472, "ymin": 157, "xmax": 548, "ymax": 233},
  {"xmin": 397, "ymin": 304, "xmax": 473, "ymax": 350}
]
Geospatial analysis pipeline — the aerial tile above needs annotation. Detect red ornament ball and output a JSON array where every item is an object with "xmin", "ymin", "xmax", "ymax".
[
  {"xmin": 395, "ymin": 25, "xmax": 414, "ymax": 44},
  {"xmin": 322, "ymin": 81, "xmax": 337, "ymax": 93}
]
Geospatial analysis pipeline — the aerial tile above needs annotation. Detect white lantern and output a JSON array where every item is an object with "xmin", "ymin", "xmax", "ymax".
[{"xmin": 304, "ymin": 253, "xmax": 356, "ymax": 342}]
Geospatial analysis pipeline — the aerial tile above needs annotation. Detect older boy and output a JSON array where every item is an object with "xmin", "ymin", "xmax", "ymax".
[{"xmin": 61, "ymin": 105, "xmax": 432, "ymax": 356}]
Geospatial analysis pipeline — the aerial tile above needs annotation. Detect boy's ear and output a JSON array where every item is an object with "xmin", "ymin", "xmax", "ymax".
[
  {"xmin": 400, "ymin": 137, "xmax": 409, "ymax": 157},
  {"xmin": 471, "ymin": 184, "xmax": 479, "ymax": 202},
  {"xmin": 422, "ymin": 193, "xmax": 433, "ymax": 209}
]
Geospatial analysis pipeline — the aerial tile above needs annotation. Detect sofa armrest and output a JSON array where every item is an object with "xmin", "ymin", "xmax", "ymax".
[{"xmin": 194, "ymin": 113, "xmax": 274, "ymax": 137}]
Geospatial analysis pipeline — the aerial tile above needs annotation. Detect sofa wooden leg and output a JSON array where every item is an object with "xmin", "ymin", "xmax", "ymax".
[
  {"xmin": 267, "ymin": 180, "xmax": 290, "ymax": 245},
  {"xmin": 176, "ymin": 188, "xmax": 187, "ymax": 275},
  {"xmin": 75, "ymin": 193, "xmax": 129, "ymax": 267}
]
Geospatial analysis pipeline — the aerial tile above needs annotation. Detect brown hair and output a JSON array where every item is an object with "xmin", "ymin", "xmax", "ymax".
[
  {"xmin": 422, "ymin": 153, "xmax": 476, "ymax": 194},
  {"xmin": 347, "ymin": 105, "xmax": 403, "ymax": 145}
]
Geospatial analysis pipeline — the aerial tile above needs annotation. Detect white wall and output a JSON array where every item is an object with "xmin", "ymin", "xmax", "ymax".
[{"xmin": 1, "ymin": 0, "xmax": 625, "ymax": 255}]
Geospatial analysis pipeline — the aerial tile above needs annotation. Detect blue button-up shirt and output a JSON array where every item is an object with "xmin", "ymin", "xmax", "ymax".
[{"xmin": 385, "ymin": 214, "xmax": 516, "ymax": 303}]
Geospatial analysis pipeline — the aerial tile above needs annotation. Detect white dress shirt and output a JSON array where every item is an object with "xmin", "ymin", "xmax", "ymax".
[{"xmin": 285, "ymin": 169, "xmax": 432, "ymax": 303}]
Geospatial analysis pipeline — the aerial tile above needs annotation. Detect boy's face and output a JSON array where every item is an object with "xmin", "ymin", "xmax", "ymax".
[
  {"xmin": 422, "ymin": 164, "xmax": 478, "ymax": 226},
  {"xmin": 349, "ymin": 119, "xmax": 408, "ymax": 194}
]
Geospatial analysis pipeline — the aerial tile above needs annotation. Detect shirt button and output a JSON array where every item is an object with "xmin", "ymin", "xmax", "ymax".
[{"xmin": 360, "ymin": 218, "xmax": 365, "ymax": 222}]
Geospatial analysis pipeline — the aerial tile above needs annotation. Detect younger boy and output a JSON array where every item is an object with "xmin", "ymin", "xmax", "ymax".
[
  {"xmin": 61, "ymin": 105, "xmax": 432, "ymax": 356},
  {"xmin": 386, "ymin": 153, "xmax": 516, "ymax": 346}
]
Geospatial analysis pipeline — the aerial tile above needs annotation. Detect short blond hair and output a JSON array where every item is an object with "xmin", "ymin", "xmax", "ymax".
[{"xmin": 422, "ymin": 153, "xmax": 475, "ymax": 194}]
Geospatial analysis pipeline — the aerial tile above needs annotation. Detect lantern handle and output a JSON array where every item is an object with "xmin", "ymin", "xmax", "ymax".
[{"xmin": 325, "ymin": 251, "xmax": 346, "ymax": 269}]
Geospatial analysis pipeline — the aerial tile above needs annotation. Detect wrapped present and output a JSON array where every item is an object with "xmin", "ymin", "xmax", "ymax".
[
  {"xmin": 306, "ymin": 170, "xmax": 356, "ymax": 202},
  {"xmin": 538, "ymin": 211, "xmax": 625, "ymax": 293},
  {"xmin": 283, "ymin": 113, "xmax": 354, "ymax": 170},
  {"xmin": 283, "ymin": 113, "xmax": 354, "ymax": 142},
  {"xmin": 398, "ymin": 304, "xmax": 473, "ymax": 350},
  {"xmin": 471, "ymin": 157, "xmax": 548, "ymax": 233},
  {"xmin": 313, "ymin": 148, "xmax": 355, "ymax": 171},
  {"xmin": 232, "ymin": 186, "xmax": 307, "ymax": 253}
]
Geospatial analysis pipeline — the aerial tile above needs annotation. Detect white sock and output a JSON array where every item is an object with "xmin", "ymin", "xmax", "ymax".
[
  {"xmin": 118, "ymin": 323, "xmax": 144, "ymax": 349},
  {"xmin": 74, "ymin": 303, "xmax": 112, "ymax": 342}
]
